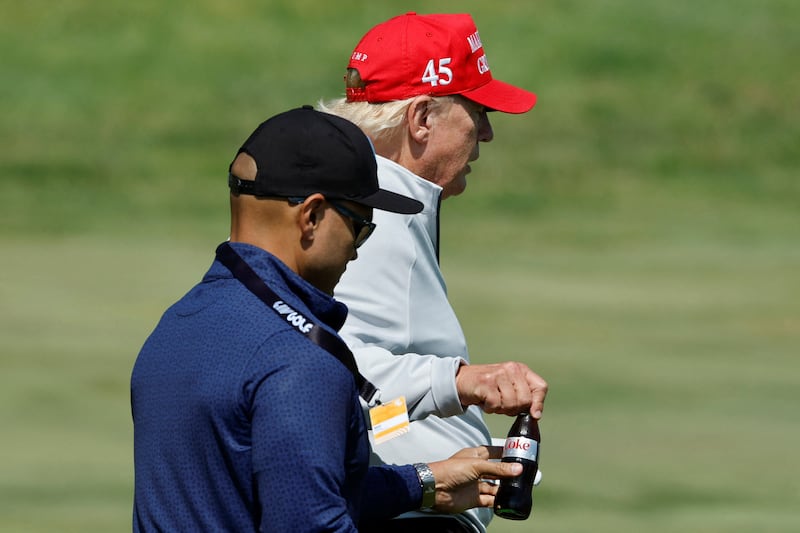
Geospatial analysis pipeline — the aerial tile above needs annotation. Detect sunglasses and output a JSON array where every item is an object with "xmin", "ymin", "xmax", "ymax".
[
  {"xmin": 326, "ymin": 199, "xmax": 376, "ymax": 249},
  {"xmin": 288, "ymin": 197, "xmax": 376, "ymax": 248}
]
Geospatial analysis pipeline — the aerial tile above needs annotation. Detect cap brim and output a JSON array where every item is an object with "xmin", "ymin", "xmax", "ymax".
[
  {"xmin": 462, "ymin": 79, "xmax": 537, "ymax": 114},
  {"xmin": 353, "ymin": 189, "xmax": 424, "ymax": 215}
]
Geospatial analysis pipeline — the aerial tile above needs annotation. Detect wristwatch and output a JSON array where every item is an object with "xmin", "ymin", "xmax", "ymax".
[{"xmin": 413, "ymin": 463, "xmax": 436, "ymax": 509}]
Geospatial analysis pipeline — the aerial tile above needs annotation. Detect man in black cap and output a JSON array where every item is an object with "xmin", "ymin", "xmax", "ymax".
[{"xmin": 130, "ymin": 107, "xmax": 523, "ymax": 532}]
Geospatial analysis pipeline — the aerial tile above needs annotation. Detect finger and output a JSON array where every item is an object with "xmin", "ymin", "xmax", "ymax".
[
  {"xmin": 476, "ymin": 461, "xmax": 523, "ymax": 479},
  {"xmin": 479, "ymin": 379, "xmax": 506, "ymax": 414},
  {"xmin": 495, "ymin": 362, "xmax": 543, "ymax": 416},
  {"xmin": 477, "ymin": 493, "xmax": 496, "ymax": 508},
  {"xmin": 511, "ymin": 366, "xmax": 534, "ymax": 412},
  {"xmin": 492, "ymin": 370, "xmax": 517, "ymax": 413},
  {"xmin": 469, "ymin": 445, "xmax": 491, "ymax": 460},
  {"xmin": 478, "ymin": 480, "xmax": 499, "ymax": 496},
  {"xmin": 526, "ymin": 371, "xmax": 548, "ymax": 419},
  {"xmin": 450, "ymin": 445, "xmax": 493, "ymax": 460}
]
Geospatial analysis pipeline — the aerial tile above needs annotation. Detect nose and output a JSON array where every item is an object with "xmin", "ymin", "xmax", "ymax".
[{"xmin": 478, "ymin": 112, "xmax": 494, "ymax": 143}]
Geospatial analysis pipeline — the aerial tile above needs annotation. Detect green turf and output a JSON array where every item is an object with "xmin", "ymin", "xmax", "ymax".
[{"xmin": 1, "ymin": 0, "xmax": 798, "ymax": 531}]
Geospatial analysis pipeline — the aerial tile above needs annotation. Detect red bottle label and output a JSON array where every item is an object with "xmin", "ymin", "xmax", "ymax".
[{"xmin": 502, "ymin": 436, "xmax": 539, "ymax": 461}]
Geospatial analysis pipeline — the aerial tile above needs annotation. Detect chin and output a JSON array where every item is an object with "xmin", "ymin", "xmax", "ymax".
[{"xmin": 444, "ymin": 179, "xmax": 468, "ymax": 199}]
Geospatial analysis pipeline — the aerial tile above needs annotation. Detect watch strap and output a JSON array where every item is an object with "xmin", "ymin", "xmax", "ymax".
[{"xmin": 413, "ymin": 463, "xmax": 436, "ymax": 509}]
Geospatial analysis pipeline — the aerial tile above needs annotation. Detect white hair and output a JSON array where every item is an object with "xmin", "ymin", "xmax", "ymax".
[
  {"xmin": 316, "ymin": 96, "xmax": 456, "ymax": 145},
  {"xmin": 316, "ymin": 98, "xmax": 409, "ymax": 145}
]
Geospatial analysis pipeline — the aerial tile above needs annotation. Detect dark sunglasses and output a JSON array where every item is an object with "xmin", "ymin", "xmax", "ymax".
[
  {"xmin": 288, "ymin": 197, "xmax": 376, "ymax": 248},
  {"xmin": 326, "ymin": 199, "xmax": 376, "ymax": 249}
]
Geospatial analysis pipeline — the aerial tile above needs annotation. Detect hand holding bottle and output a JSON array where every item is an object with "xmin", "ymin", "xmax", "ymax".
[{"xmin": 425, "ymin": 445, "xmax": 523, "ymax": 514}]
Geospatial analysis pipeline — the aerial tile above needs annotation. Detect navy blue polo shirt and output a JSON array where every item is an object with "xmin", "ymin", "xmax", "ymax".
[{"xmin": 131, "ymin": 243, "xmax": 419, "ymax": 532}]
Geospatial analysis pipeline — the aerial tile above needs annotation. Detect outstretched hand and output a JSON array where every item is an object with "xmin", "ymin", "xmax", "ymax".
[
  {"xmin": 456, "ymin": 361, "xmax": 548, "ymax": 419},
  {"xmin": 427, "ymin": 445, "xmax": 522, "ymax": 514}
]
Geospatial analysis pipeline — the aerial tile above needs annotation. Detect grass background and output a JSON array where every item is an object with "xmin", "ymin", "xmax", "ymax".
[{"xmin": 1, "ymin": 0, "xmax": 798, "ymax": 531}]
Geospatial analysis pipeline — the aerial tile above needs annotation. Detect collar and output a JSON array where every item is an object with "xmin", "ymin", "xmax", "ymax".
[
  {"xmin": 376, "ymin": 156, "xmax": 442, "ymax": 215},
  {"xmin": 210, "ymin": 242, "xmax": 349, "ymax": 331}
]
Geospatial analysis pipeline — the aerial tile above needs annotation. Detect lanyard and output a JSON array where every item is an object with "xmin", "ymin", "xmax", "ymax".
[{"xmin": 215, "ymin": 242, "xmax": 381, "ymax": 406}]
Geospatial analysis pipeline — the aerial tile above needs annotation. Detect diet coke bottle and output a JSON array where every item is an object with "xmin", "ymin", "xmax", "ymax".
[{"xmin": 493, "ymin": 413, "xmax": 541, "ymax": 520}]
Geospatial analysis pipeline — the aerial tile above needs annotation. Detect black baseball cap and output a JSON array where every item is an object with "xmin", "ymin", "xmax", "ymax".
[{"xmin": 228, "ymin": 106, "xmax": 423, "ymax": 215}]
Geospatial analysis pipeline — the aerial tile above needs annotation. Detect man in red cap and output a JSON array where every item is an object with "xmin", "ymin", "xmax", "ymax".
[{"xmin": 319, "ymin": 13, "xmax": 549, "ymax": 533}]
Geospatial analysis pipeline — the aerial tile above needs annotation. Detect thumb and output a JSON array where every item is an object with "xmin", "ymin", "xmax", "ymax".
[{"xmin": 477, "ymin": 461, "xmax": 523, "ymax": 480}]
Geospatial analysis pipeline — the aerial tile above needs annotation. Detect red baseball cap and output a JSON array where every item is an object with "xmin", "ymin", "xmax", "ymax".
[{"xmin": 346, "ymin": 12, "xmax": 537, "ymax": 114}]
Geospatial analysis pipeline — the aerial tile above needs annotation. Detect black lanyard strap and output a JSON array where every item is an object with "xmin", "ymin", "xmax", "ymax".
[{"xmin": 215, "ymin": 242, "xmax": 381, "ymax": 406}]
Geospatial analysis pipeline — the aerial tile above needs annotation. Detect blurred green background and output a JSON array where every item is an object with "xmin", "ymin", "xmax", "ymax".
[{"xmin": 1, "ymin": 0, "xmax": 798, "ymax": 531}]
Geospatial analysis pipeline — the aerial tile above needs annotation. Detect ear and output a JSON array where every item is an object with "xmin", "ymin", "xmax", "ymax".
[
  {"xmin": 406, "ymin": 95, "xmax": 434, "ymax": 144},
  {"xmin": 297, "ymin": 194, "xmax": 326, "ymax": 244}
]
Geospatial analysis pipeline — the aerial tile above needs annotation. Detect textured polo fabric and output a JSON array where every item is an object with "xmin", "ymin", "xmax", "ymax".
[
  {"xmin": 334, "ymin": 156, "xmax": 494, "ymax": 532},
  {"xmin": 131, "ymin": 242, "xmax": 420, "ymax": 532}
]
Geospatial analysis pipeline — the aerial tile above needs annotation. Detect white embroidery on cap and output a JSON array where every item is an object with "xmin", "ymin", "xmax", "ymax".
[
  {"xmin": 467, "ymin": 31, "xmax": 483, "ymax": 53},
  {"xmin": 421, "ymin": 58, "xmax": 453, "ymax": 87},
  {"xmin": 477, "ymin": 54, "xmax": 490, "ymax": 74}
]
